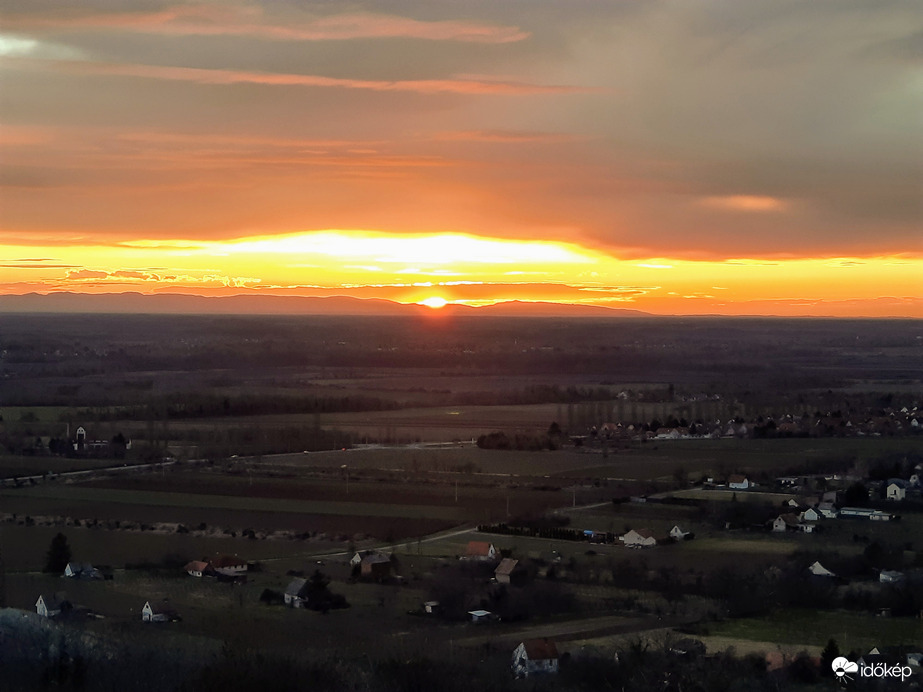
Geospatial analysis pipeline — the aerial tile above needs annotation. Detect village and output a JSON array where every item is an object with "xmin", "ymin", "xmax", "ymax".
[{"xmin": 9, "ymin": 445, "xmax": 922, "ymax": 689}]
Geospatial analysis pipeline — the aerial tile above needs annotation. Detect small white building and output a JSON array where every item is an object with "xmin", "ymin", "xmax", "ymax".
[
  {"xmin": 36, "ymin": 593, "xmax": 69, "ymax": 618},
  {"xmin": 772, "ymin": 514, "xmax": 801, "ymax": 532},
  {"xmin": 886, "ymin": 481, "xmax": 907, "ymax": 501},
  {"xmin": 669, "ymin": 525, "xmax": 689, "ymax": 541},
  {"xmin": 879, "ymin": 570, "xmax": 904, "ymax": 584},
  {"xmin": 808, "ymin": 561, "xmax": 836, "ymax": 577},
  {"xmin": 727, "ymin": 475, "xmax": 750, "ymax": 490},
  {"xmin": 512, "ymin": 639, "xmax": 559, "ymax": 678},
  {"xmin": 468, "ymin": 609, "xmax": 494, "ymax": 623},
  {"xmin": 801, "ymin": 508, "xmax": 822, "ymax": 522},
  {"xmin": 817, "ymin": 502, "xmax": 839, "ymax": 519},
  {"xmin": 620, "ymin": 528, "xmax": 657, "ymax": 547},
  {"xmin": 64, "ymin": 562, "xmax": 101, "ymax": 579},
  {"xmin": 141, "ymin": 601, "xmax": 179, "ymax": 622}
]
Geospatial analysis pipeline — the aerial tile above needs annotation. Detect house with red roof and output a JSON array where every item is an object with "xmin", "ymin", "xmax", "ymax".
[{"xmin": 512, "ymin": 638, "xmax": 559, "ymax": 678}]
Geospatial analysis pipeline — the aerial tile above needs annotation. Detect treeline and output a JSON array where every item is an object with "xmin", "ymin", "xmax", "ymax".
[
  {"xmin": 74, "ymin": 393, "xmax": 401, "ymax": 422},
  {"xmin": 477, "ymin": 522, "xmax": 603, "ymax": 542},
  {"xmin": 475, "ymin": 430, "xmax": 561, "ymax": 451}
]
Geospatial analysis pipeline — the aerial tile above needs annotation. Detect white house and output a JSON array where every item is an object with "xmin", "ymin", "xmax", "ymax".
[
  {"xmin": 468, "ymin": 609, "xmax": 494, "ymax": 623},
  {"xmin": 808, "ymin": 561, "xmax": 836, "ymax": 577},
  {"xmin": 727, "ymin": 475, "xmax": 750, "ymax": 490},
  {"xmin": 817, "ymin": 502, "xmax": 839, "ymax": 519},
  {"xmin": 801, "ymin": 508, "xmax": 822, "ymax": 522},
  {"xmin": 879, "ymin": 570, "xmax": 904, "ymax": 583},
  {"xmin": 284, "ymin": 578, "xmax": 310, "ymax": 608},
  {"xmin": 772, "ymin": 514, "xmax": 802, "ymax": 532},
  {"xmin": 36, "ymin": 593, "xmax": 69, "ymax": 618},
  {"xmin": 669, "ymin": 525, "xmax": 689, "ymax": 541},
  {"xmin": 886, "ymin": 481, "xmax": 907, "ymax": 501},
  {"xmin": 141, "ymin": 601, "xmax": 179, "ymax": 622},
  {"xmin": 512, "ymin": 639, "xmax": 559, "ymax": 678},
  {"xmin": 620, "ymin": 528, "xmax": 657, "ymax": 547},
  {"xmin": 64, "ymin": 562, "xmax": 101, "ymax": 579}
]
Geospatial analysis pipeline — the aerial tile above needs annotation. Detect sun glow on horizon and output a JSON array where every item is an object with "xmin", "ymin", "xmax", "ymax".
[
  {"xmin": 0, "ymin": 229, "xmax": 921, "ymax": 317},
  {"xmin": 419, "ymin": 296, "xmax": 448, "ymax": 309}
]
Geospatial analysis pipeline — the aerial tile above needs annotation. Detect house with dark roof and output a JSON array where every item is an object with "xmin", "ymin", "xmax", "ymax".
[
  {"xmin": 36, "ymin": 593, "xmax": 71, "ymax": 618},
  {"xmin": 772, "ymin": 513, "xmax": 812, "ymax": 533},
  {"xmin": 494, "ymin": 558, "xmax": 520, "ymax": 585},
  {"xmin": 284, "ymin": 578, "xmax": 310, "ymax": 608},
  {"xmin": 512, "ymin": 638, "xmax": 559, "ymax": 678},
  {"xmin": 360, "ymin": 553, "xmax": 393, "ymax": 580}
]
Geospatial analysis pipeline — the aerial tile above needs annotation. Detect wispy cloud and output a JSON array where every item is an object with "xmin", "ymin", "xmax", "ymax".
[
  {"xmin": 434, "ymin": 130, "xmax": 577, "ymax": 143},
  {"xmin": 699, "ymin": 195, "xmax": 789, "ymax": 212},
  {"xmin": 11, "ymin": 57, "xmax": 588, "ymax": 95},
  {"xmin": 63, "ymin": 266, "xmax": 261, "ymax": 288},
  {"xmin": 6, "ymin": 6, "xmax": 529, "ymax": 44}
]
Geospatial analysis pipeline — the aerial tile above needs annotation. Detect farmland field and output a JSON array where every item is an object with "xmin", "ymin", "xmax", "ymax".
[{"xmin": 709, "ymin": 609, "xmax": 923, "ymax": 651}]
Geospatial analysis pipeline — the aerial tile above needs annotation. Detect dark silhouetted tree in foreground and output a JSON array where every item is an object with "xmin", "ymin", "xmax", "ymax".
[{"xmin": 44, "ymin": 533, "xmax": 71, "ymax": 573}]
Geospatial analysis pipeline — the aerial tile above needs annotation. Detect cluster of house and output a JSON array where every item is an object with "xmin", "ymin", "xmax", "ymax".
[
  {"xmin": 462, "ymin": 540, "xmax": 527, "ymax": 585},
  {"xmin": 587, "ymin": 406, "xmax": 923, "ymax": 442},
  {"xmin": 35, "ymin": 593, "xmax": 180, "ymax": 623},
  {"xmin": 183, "ymin": 554, "xmax": 248, "ymax": 580},
  {"xmin": 35, "ymin": 555, "xmax": 250, "ymax": 622},
  {"xmin": 771, "ymin": 489, "xmax": 906, "ymax": 534}
]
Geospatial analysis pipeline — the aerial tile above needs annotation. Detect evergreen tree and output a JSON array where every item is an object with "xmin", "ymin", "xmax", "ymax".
[
  {"xmin": 44, "ymin": 533, "xmax": 72, "ymax": 573},
  {"xmin": 820, "ymin": 638, "xmax": 840, "ymax": 674}
]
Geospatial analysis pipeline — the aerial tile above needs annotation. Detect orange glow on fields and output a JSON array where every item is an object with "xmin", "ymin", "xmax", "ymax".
[{"xmin": 0, "ymin": 230, "xmax": 920, "ymax": 317}]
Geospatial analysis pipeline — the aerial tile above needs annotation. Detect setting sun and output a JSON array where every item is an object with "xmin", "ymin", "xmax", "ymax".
[{"xmin": 420, "ymin": 296, "xmax": 448, "ymax": 309}]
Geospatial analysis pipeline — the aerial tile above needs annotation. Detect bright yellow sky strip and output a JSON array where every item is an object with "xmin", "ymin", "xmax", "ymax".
[{"xmin": 1, "ymin": 230, "xmax": 920, "ymax": 315}]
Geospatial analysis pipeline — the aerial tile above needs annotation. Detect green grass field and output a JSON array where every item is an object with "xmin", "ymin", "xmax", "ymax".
[{"xmin": 710, "ymin": 608, "xmax": 922, "ymax": 651}]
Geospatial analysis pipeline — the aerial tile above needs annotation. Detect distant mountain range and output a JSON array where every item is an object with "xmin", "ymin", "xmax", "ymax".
[{"xmin": 0, "ymin": 292, "xmax": 651, "ymax": 318}]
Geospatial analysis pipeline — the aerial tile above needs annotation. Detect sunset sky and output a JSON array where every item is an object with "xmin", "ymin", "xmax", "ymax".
[{"xmin": 1, "ymin": 1, "xmax": 920, "ymax": 316}]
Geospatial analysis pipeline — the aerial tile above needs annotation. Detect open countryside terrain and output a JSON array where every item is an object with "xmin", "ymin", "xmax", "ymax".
[{"xmin": 1, "ymin": 314, "xmax": 922, "ymax": 690}]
